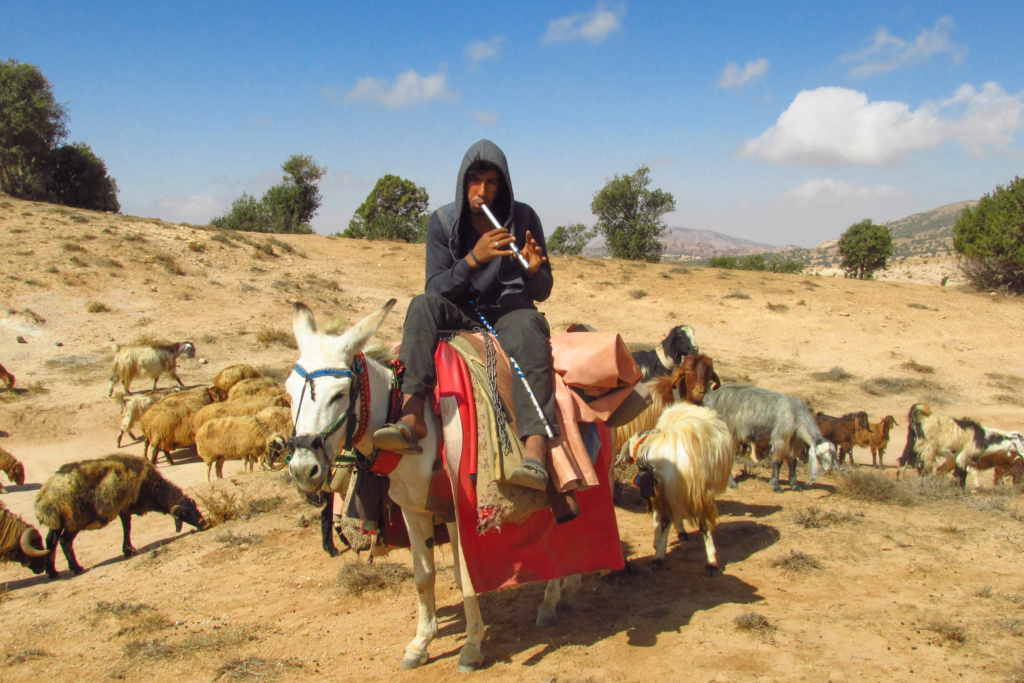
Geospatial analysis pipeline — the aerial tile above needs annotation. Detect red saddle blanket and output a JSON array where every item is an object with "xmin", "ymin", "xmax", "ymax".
[{"xmin": 434, "ymin": 341, "xmax": 624, "ymax": 593}]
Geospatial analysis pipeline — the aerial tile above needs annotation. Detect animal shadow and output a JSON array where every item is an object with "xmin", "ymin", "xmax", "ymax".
[
  {"xmin": 717, "ymin": 500, "xmax": 782, "ymax": 519},
  {"xmin": 0, "ymin": 482, "xmax": 41, "ymax": 494}
]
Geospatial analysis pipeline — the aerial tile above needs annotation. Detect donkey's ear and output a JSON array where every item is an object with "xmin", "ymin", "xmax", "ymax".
[
  {"xmin": 293, "ymin": 302, "xmax": 318, "ymax": 345},
  {"xmin": 338, "ymin": 298, "xmax": 397, "ymax": 354}
]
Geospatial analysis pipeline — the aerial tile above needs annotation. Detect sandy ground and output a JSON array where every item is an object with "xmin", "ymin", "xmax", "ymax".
[{"xmin": 2, "ymin": 197, "xmax": 1024, "ymax": 682}]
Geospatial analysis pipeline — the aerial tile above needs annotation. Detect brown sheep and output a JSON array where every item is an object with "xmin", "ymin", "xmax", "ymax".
[
  {"xmin": 35, "ymin": 453, "xmax": 207, "ymax": 578},
  {"xmin": 0, "ymin": 500, "xmax": 50, "ymax": 575},
  {"xmin": 0, "ymin": 361, "xmax": 14, "ymax": 390},
  {"xmin": 211, "ymin": 364, "xmax": 261, "ymax": 401},
  {"xmin": 140, "ymin": 386, "xmax": 216, "ymax": 465},
  {"xmin": 191, "ymin": 394, "xmax": 288, "ymax": 434},
  {"xmin": 108, "ymin": 341, "xmax": 195, "ymax": 396},
  {"xmin": 116, "ymin": 387, "xmax": 181, "ymax": 447},
  {"xmin": 0, "ymin": 447, "xmax": 26, "ymax": 493},
  {"xmin": 227, "ymin": 376, "xmax": 281, "ymax": 401},
  {"xmin": 195, "ymin": 415, "xmax": 287, "ymax": 480}
]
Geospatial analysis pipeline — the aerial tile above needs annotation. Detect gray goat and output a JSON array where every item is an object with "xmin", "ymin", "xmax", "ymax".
[{"xmin": 704, "ymin": 384, "xmax": 837, "ymax": 492}]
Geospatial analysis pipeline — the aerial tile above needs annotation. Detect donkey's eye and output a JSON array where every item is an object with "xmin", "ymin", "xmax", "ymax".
[{"xmin": 328, "ymin": 392, "xmax": 347, "ymax": 405}]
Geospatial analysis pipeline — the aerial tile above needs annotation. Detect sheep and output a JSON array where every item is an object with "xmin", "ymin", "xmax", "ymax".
[
  {"xmin": 631, "ymin": 325, "xmax": 699, "ymax": 380},
  {"xmin": 194, "ymin": 414, "xmax": 287, "ymax": 480},
  {"xmin": 898, "ymin": 402, "xmax": 1024, "ymax": 488},
  {"xmin": 211, "ymin": 364, "xmax": 261, "ymax": 401},
  {"xmin": 226, "ymin": 376, "xmax": 281, "ymax": 401},
  {"xmin": 34, "ymin": 453, "xmax": 207, "ymax": 578},
  {"xmin": 703, "ymin": 384, "xmax": 837, "ymax": 493},
  {"xmin": 190, "ymin": 394, "xmax": 288, "ymax": 434},
  {"xmin": 0, "ymin": 361, "xmax": 14, "ymax": 390},
  {"xmin": 0, "ymin": 500, "xmax": 51, "ymax": 575},
  {"xmin": 139, "ymin": 386, "xmax": 216, "ymax": 465},
  {"xmin": 866, "ymin": 415, "xmax": 898, "ymax": 468},
  {"xmin": 234, "ymin": 384, "xmax": 289, "ymax": 405},
  {"xmin": 108, "ymin": 341, "xmax": 196, "ymax": 396},
  {"xmin": 255, "ymin": 406, "xmax": 292, "ymax": 436},
  {"xmin": 0, "ymin": 447, "xmax": 25, "ymax": 493},
  {"xmin": 116, "ymin": 387, "xmax": 181, "ymax": 447},
  {"xmin": 815, "ymin": 411, "xmax": 870, "ymax": 468},
  {"xmin": 619, "ymin": 402, "xmax": 734, "ymax": 576}
]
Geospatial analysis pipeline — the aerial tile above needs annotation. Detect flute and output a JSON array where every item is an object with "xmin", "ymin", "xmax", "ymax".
[{"xmin": 480, "ymin": 204, "xmax": 532, "ymax": 270}]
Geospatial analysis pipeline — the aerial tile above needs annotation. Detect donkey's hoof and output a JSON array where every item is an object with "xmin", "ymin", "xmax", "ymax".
[
  {"xmin": 536, "ymin": 610, "xmax": 557, "ymax": 627},
  {"xmin": 706, "ymin": 564, "xmax": 722, "ymax": 578},
  {"xmin": 651, "ymin": 558, "xmax": 665, "ymax": 572},
  {"xmin": 456, "ymin": 646, "xmax": 483, "ymax": 673},
  {"xmin": 401, "ymin": 650, "xmax": 428, "ymax": 670},
  {"xmin": 555, "ymin": 599, "xmax": 573, "ymax": 614}
]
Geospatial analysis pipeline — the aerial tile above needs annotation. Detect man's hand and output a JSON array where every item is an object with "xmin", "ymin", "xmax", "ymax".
[
  {"xmin": 521, "ymin": 230, "xmax": 547, "ymax": 276},
  {"xmin": 468, "ymin": 228, "xmax": 514, "ymax": 267}
]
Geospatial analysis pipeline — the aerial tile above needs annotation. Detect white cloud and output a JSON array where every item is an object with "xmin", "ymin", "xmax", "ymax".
[
  {"xmin": 717, "ymin": 58, "xmax": 769, "ymax": 90},
  {"xmin": 468, "ymin": 109, "xmax": 498, "ymax": 127},
  {"xmin": 543, "ymin": 3, "xmax": 624, "ymax": 45},
  {"xmin": 152, "ymin": 194, "xmax": 225, "ymax": 225},
  {"xmin": 737, "ymin": 83, "xmax": 1024, "ymax": 167},
  {"xmin": 466, "ymin": 37, "xmax": 504, "ymax": 68},
  {"xmin": 344, "ymin": 70, "xmax": 457, "ymax": 109},
  {"xmin": 842, "ymin": 16, "xmax": 967, "ymax": 78},
  {"xmin": 779, "ymin": 179, "xmax": 912, "ymax": 205}
]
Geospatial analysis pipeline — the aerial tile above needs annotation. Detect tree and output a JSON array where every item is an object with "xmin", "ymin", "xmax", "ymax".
[
  {"xmin": 591, "ymin": 165, "xmax": 675, "ymax": 262},
  {"xmin": 41, "ymin": 142, "xmax": 119, "ymax": 212},
  {"xmin": 838, "ymin": 219, "xmax": 893, "ymax": 279},
  {"xmin": 546, "ymin": 223, "xmax": 595, "ymax": 256},
  {"xmin": 211, "ymin": 155, "xmax": 325, "ymax": 233},
  {"xmin": 344, "ymin": 174, "xmax": 429, "ymax": 242},
  {"xmin": 953, "ymin": 176, "xmax": 1024, "ymax": 294},
  {"xmin": 0, "ymin": 59, "xmax": 68, "ymax": 198}
]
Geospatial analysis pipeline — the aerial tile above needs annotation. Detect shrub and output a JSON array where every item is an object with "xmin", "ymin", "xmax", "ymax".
[{"xmin": 953, "ymin": 176, "xmax": 1024, "ymax": 294}]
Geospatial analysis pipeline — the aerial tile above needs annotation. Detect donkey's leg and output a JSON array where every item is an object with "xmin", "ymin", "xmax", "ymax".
[
  {"xmin": 401, "ymin": 510, "xmax": 439, "ymax": 670},
  {"xmin": 451, "ymin": 522, "xmax": 485, "ymax": 673},
  {"xmin": 699, "ymin": 519, "xmax": 721, "ymax": 577},
  {"xmin": 536, "ymin": 579, "xmax": 562, "ymax": 627},
  {"xmin": 557, "ymin": 573, "xmax": 582, "ymax": 612},
  {"xmin": 446, "ymin": 521, "xmax": 463, "ymax": 592},
  {"xmin": 651, "ymin": 501, "xmax": 672, "ymax": 571}
]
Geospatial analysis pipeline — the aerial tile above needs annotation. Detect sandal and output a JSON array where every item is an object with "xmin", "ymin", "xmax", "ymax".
[
  {"xmin": 507, "ymin": 458, "xmax": 549, "ymax": 491},
  {"xmin": 373, "ymin": 421, "xmax": 423, "ymax": 455}
]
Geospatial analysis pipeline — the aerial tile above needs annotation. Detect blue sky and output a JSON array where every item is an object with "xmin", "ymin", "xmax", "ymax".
[{"xmin": 3, "ymin": 2, "xmax": 1022, "ymax": 247}]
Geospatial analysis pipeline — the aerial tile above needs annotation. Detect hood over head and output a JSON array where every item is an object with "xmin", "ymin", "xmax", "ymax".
[{"xmin": 454, "ymin": 139, "xmax": 514, "ymax": 229}]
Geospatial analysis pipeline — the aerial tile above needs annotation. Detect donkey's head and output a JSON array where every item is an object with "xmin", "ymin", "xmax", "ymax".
[{"xmin": 286, "ymin": 299, "xmax": 397, "ymax": 492}]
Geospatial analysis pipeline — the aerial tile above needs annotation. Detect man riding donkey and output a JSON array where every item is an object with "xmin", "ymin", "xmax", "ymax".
[{"xmin": 373, "ymin": 139, "xmax": 557, "ymax": 491}]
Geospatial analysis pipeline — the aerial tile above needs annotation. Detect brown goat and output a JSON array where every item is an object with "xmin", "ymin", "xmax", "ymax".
[
  {"xmin": 815, "ymin": 411, "xmax": 870, "ymax": 468},
  {"xmin": 867, "ymin": 415, "xmax": 898, "ymax": 468}
]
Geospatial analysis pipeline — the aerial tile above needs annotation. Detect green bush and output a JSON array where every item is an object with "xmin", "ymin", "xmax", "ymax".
[{"xmin": 953, "ymin": 176, "xmax": 1024, "ymax": 294}]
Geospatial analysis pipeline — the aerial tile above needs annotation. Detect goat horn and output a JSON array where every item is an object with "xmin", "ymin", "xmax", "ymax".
[
  {"xmin": 170, "ymin": 504, "xmax": 181, "ymax": 516},
  {"xmin": 20, "ymin": 528, "xmax": 50, "ymax": 558}
]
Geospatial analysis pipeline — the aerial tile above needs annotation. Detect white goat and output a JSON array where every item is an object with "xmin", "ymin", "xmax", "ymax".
[
  {"xmin": 108, "ymin": 341, "xmax": 196, "ymax": 396},
  {"xmin": 621, "ymin": 402, "xmax": 735, "ymax": 576}
]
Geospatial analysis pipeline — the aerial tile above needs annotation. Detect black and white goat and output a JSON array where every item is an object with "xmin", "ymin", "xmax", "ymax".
[
  {"xmin": 704, "ymin": 384, "xmax": 836, "ymax": 493},
  {"xmin": 898, "ymin": 403, "xmax": 1024, "ymax": 488},
  {"xmin": 631, "ymin": 325, "xmax": 698, "ymax": 381}
]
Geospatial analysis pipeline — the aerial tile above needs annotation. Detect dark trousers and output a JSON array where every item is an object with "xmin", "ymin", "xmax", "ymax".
[{"xmin": 399, "ymin": 293, "xmax": 559, "ymax": 439}]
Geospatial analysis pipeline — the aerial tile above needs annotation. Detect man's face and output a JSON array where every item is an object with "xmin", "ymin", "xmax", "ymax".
[{"xmin": 466, "ymin": 169, "xmax": 500, "ymax": 214}]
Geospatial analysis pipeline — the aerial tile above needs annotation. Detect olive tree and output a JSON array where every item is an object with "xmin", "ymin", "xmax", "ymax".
[
  {"xmin": 211, "ymin": 155, "xmax": 325, "ymax": 233},
  {"xmin": 837, "ymin": 219, "xmax": 893, "ymax": 279},
  {"xmin": 591, "ymin": 165, "xmax": 675, "ymax": 262},
  {"xmin": 546, "ymin": 223, "xmax": 595, "ymax": 256},
  {"xmin": 953, "ymin": 176, "xmax": 1024, "ymax": 294},
  {"xmin": 345, "ymin": 174, "xmax": 429, "ymax": 242},
  {"xmin": 0, "ymin": 59, "xmax": 68, "ymax": 198}
]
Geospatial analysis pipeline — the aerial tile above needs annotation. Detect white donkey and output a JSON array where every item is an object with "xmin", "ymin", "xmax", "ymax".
[{"xmin": 286, "ymin": 299, "xmax": 579, "ymax": 672}]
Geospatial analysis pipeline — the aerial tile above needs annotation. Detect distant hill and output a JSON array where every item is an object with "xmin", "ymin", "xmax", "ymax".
[{"xmin": 582, "ymin": 226, "xmax": 776, "ymax": 260}]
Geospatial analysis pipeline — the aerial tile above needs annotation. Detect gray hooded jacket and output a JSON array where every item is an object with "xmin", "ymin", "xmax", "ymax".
[{"xmin": 425, "ymin": 140, "xmax": 553, "ymax": 311}]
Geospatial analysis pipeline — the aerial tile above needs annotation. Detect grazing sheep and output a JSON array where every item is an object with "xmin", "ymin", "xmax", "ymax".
[
  {"xmin": 116, "ymin": 387, "xmax": 181, "ymax": 447},
  {"xmin": 194, "ymin": 414, "xmax": 287, "ymax": 480},
  {"xmin": 815, "ymin": 411, "xmax": 869, "ymax": 468},
  {"xmin": 226, "ymin": 376, "xmax": 281, "ymax": 401},
  {"xmin": 255, "ymin": 406, "xmax": 292, "ymax": 437},
  {"xmin": 620, "ymin": 402, "xmax": 734, "ymax": 576},
  {"xmin": 0, "ymin": 500, "xmax": 51, "ymax": 575},
  {"xmin": 211, "ymin": 364, "xmax": 262, "ymax": 400},
  {"xmin": 866, "ymin": 415, "xmax": 898, "ymax": 468},
  {"xmin": 0, "ymin": 447, "xmax": 25, "ymax": 493},
  {"xmin": 898, "ymin": 403, "xmax": 1024, "ymax": 487},
  {"xmin": 631, "ymin": 325, "xmax": 699, "ymax": 380},
  {"xmin": 0, "ymin": 361, "xmax": 14, "ymax": 390},
  {"xmin": 34, "ymin": 453, "xmax": 207, "ymax": 578},
  {"xmin": 704, "ymin": 384, "xmax": 836, "ymax": 493},
  {"xmin": 108, "ymin": 341, "xmax": 196, "ymax": 396},
  {"xmin": 191, "ymin": 394, "xmax": 288, "ymax": 434},
  {"xmin": 139, "ymin": 386, "xmax": 216, "ymax": 465}
]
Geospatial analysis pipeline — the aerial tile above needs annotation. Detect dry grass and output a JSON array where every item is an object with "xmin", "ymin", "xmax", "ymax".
[
  {"xmin": 337, "ymin": 560, "xmax": 414, "ymax": 596},
  {"xmin": 122, "ymin": 625, "xmax": 257, "ymax": 660},
  {"xmin": 85, "ymin": 300, "xmax": 110, "ymax": 313},
  {"xmin": 629, "ymin": 289, "xmax": 647, "ymax": 299},
  {"xmin": 215, "ymin": 656, "xmax": 305, "ymax": 681},
  {"xmin": 767, "ymin": 302, "xmax": 789, "ymax": 312},
  {"xmin": 734, "ymin": 611, "xmax": 777, "ymax": 639},
  {"xmin": 190, "ymin": 489, "xmax": 285, "ymax": 527},
  {"xmin": 835, "ymin": 469, "xmax": 914, "ymax": 506},
  {"xmin": 928, "ymin": 620, "xmax": 967, "ymax": 645},
  {"xmin": 215, "ymin": 530, "xmax": 263, "ymax": 547},
  {"xmin": 902, "ymin": 359, "xmax": 935, "ymax": 374},
  {"xmin": 793, "ymin": 506, "xmax": 859, "ymax": 529},
  {"xmin": 723, "ymin": 291, "xmax": 750, "ymax": 299},
  {"xmin": 771, "ymin": 549, "xmax": 823, "ymax": 572},
  {"xmin": 860, "ymin": 376, "xmax": 940, "ymax": 397},
  {"xmin": 255, "ymin": 326, "xmax": 297, "ymax": 349},
  {"xmin": 811, "ymin": 366, "xmax": 852, "ymax": 382},
  {"xmin": 149, "ymin": 253, "xmax": 185, "ymax": 275}
]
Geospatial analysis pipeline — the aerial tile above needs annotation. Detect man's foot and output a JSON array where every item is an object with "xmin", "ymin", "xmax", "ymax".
[
  {"xmin": 508, "ymin": 457, "xmax": 549, "ymax": 490},
  {"xmin": 373, "ymin": 421, "xmax": 423, "ymax": 455}
]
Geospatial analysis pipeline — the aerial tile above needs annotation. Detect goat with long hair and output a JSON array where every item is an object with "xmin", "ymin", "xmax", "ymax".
[{"xmin": 622, "ymin": 402, "xmax": 734, "ymax": 576}]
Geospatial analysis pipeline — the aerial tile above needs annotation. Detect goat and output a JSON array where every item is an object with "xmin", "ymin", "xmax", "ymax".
[
  {"xmin": 0, "ymin": 500, "xmax": 50, "ymax": 575},
  {"xmin": 620, "ymin": 402, "xmax": 734, "ymax": 576},
  {"xmin": 704, "ymin": 384, "xmax": 836, "ymax": 493},
  {"xmin": 34, "ymin": 453, "xmax": 207, "ymax": 578},
  {"xmin": 211, "ymin": 364, "xmax": 261, "ymax": 401},
  {"xmin": 0, "ymin": 447, "xmax": 25, "ymax": 493},
  {"xmin": 108, "ymin": 341, "xmax": 195, "ymax": 396},
  {"xmin": 631, "ymin": 325, "xmax": 698, "ymax": 380},
  {"xmin": 898, "ymin": 403, "xmax": 1024, "ymax": 488},
  {"xmin": 936, "ymin": 447, "xmax": 1024, "ymax": 487},
  {"xmin": 140, "ymin": 386, "xmax": 217, "ymax": 465},
  {"xmin": 116, "ymin": 387, "xmax": 180, "ymax": 447},
  {"xmin": 815, "ymin": 411, "xmax": 869, "ymax": 468},
  {"xmin": 866, "ymin": 415, "xmax": 898, "ymax": 468},
  {"xmin": 0, "ymin": 361, "xmax": 14, "ymax": 390}
]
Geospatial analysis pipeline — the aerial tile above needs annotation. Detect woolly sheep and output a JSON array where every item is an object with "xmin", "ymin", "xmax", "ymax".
[
  {"xmin": 191, "ymin": 394, "xmax": 288, "ymax": 434},
  {"xmin": 211, "ymin": 364, "xmax": 261, "ymax": 401},
  {"xmin": 0, "ymin": 447, "xmax": 25, "ymax": 493},
  {"xmin": 116, "ymin": 387, "xmax": 181, "ymax": 447},
  {"xmin": 194, "ymin": 414, "xmax": 287, "ymax": 480},
  {"xmin": 35, "ymin": 453, "xmax": 207, "ymax": 577},
  {"xmin": 139, "ymin": 386, "xmax": 216, "ymax": 465},
  {"xmin": 226, "ymin": 376, "xmax": 281, "ymax": 401},
  {"xmin": 0, "ymin": 500, "xmax": 50, "ymax": 575},
  {"xmin": 108, "ymin": 341, "xmax": 196, "ymax": 396}
]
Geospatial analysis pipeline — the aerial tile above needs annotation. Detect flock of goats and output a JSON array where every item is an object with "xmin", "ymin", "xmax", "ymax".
[{"xmin": 2, "ymin": 315, "xmax": 1024, "ymax": 668}]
